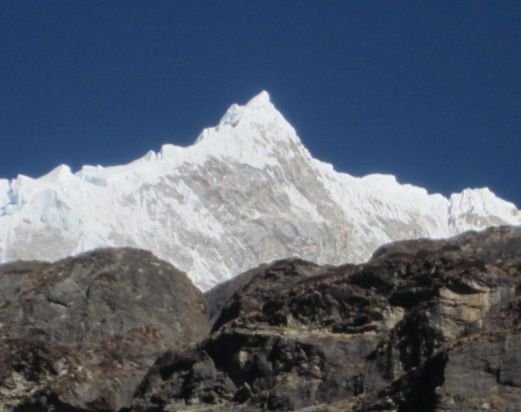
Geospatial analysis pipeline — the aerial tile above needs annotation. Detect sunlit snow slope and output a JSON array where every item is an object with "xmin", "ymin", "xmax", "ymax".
[{"xmin": 1, "ymin": 91, "xmax": 520, "ymax": 290}]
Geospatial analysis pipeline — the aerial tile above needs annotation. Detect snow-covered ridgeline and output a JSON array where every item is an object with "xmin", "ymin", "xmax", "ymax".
[{"xmin": 0, "ymin": 91, "xmax": 519, "ymax": 290}]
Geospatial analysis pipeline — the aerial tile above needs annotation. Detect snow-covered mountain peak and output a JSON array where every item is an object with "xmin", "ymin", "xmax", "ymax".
[
  {"xmin": 40, "ymin": 164, "xmax": 74, "ymax": 183},
  {"xmin": 448, "ymin": 187, "xmax": 520, "ymax": 232},
  {"xmin": 449, "ymin": 187, "xmax": 513, "ymax": 214},
  {"xmin": 245, "ymin": 90, "xmax": 272, "ymax": 108},
  {"xmin": 219, "ymin": 90, "xmax": 273, "ymax": 126},
  {"xmin": 0, "ymin": 91, "xmax": 519, "ymax": 290},
  {"xmin": 190, "ymin": 91, "xmax": 303, "ymax": 167},
  {"xmin": 218, "ymin": 90, "xmax": 290, "ymax": 132}
]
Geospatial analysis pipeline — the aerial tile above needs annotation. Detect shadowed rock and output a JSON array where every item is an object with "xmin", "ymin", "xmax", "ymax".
[
  {"xmin": 132, "ymin": 226, "xmax": 521, "ymax": 411},
  {"xmin": 2, "ymin": 227, "xmax": 521, "ymax": 411},
  {"xmin": 0, "ymin": 248, "xmax": 209, "ymax": 411}
]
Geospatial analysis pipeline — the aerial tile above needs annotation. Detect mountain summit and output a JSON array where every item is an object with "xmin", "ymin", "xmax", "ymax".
[{"xmin": 0, "ymin": 92, "xmax": 519, "ymax": 290}]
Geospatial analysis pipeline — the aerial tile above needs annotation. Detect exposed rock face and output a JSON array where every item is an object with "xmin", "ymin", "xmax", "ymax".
[
  {"xmin": 132, "ymin": 226, "xmax": 521, "ymax": 411},
  {"xmin": 0, "ymin": 248, "xmax": 209, "ymax": 411},
  {"xmin": 2, "ymin": 227, "xmax": 521, "ymax": 411}
]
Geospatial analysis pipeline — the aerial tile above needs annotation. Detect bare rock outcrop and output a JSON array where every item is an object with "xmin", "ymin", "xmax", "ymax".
[
  {"xmin": 2, "ymin": 226, "xmax": 521, "ymax": 411},
  {"xmin": 133, "ymin": 226, "xmax": 521, "ymax": 411},
  {"xmin": 0, "ymin": 248, "xmax": 209, "ymax": 411}
]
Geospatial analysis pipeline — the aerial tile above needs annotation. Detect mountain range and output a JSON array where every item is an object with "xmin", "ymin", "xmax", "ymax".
[{"xmin": 1, "ymin": 91, "xmax": 519, "ymax": 290}]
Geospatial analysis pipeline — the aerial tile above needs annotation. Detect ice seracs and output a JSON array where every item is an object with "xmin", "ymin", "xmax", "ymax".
[{"xmin": 0, "ymin": 91, "xmax": 520, "ymax": 290}]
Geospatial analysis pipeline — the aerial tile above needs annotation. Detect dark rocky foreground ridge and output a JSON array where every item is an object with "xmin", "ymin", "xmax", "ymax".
[
  {"xmin": 0, "ymin": 249, "xmax": 209, "ymax": 411},
  {"xmin": 1, "ymin": 227, "xmax": 521, "ymax": 411}
]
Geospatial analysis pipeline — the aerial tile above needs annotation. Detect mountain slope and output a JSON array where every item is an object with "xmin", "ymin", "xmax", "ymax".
[
  {"xmin": 0, "ymin": 248, "xmax": 208, "ymax": 411},
  {"xmin": 0, "ymin": 91, "xmax": 519, "ymax": 290},
  {"xmin": 133, "ymin": 226, "xmax": 521, "ymax": 412}
]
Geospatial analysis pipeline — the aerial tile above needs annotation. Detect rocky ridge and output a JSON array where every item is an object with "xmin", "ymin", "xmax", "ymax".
[
  {"xmin": 135, "ymin": 226, "xmax": 521, "ymax": 411},
  {"xmin": 0, "ymin": 248, "xmax": 208, "ymax": 411},
  {"xmin": 1, "ymin": 226, "xmax": 521, "ymax": 411}
]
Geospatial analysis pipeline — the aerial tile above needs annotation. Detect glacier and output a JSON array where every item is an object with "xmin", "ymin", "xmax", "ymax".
[{"xmin": 0, "ymin": 91, "xmax": 520, "ymax": 290}]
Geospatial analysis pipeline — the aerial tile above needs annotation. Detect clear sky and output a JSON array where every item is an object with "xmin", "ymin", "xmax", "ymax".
[{"xmin": 1, "ymin": 1, "xmax": 520, "ymax": 206}]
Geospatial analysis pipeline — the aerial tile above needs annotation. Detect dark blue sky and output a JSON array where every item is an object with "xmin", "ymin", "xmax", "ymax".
[{"xmin": 1, "ymin": 1, "xmax": 520, "ymax": 206}]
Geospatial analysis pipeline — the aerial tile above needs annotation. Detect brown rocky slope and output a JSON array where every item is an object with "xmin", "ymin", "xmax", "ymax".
[
  {"xmin": 1, "ymin": 226, "xmax": 521, "ymax": 411},
  {"xmin": 134, "ymin": 226, "xmax": 521, "ymax": 411},
  {"xmin": 0, "ymin": 248, "xmax": 209, "ymax": 411}
]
